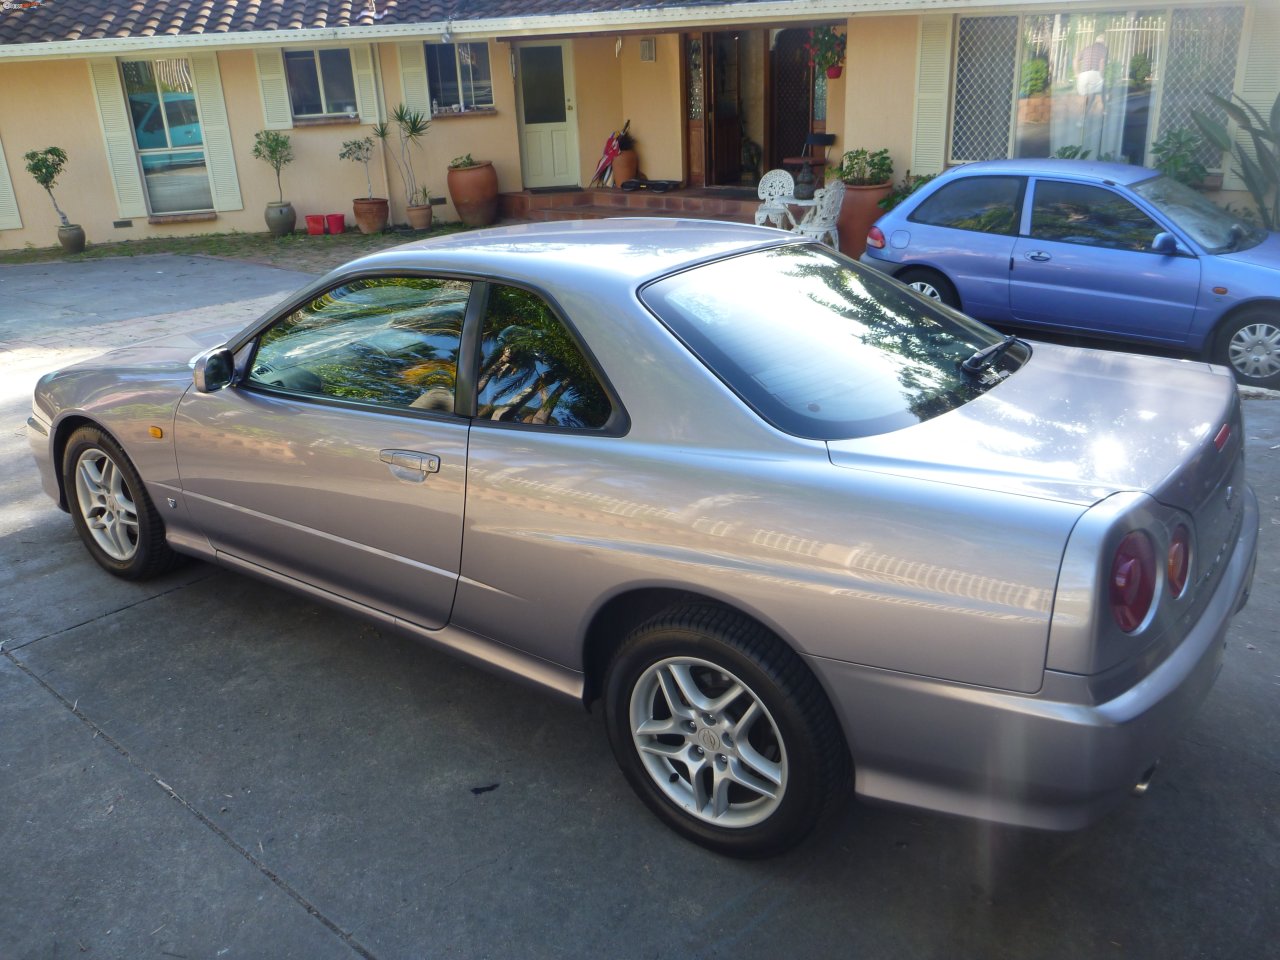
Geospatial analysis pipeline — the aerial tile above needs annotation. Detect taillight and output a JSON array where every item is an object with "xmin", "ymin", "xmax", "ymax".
[
  {"xmin": 1111, "ymin": 531, "xmax": 1156, "ymax": 633},
  {"xmin": 1167, "ymin": 525, "xmax": 1191, "ymax": 597},
  {"xmin": 867, "ymin": 226, "xmax": 886, "ymax": 249}
]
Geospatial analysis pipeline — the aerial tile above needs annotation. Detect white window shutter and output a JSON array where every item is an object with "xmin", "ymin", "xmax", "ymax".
[
  {"xmin": 397, "ymin": 42, "xmax": 432, "ymax": 117},
  {"xmin": 190, "ymin": 52, "xmax": 243, "ymax": 213},
  {"xmin": 352, "ymin": 45, "xmax": 380, "ymax": 124},
  {"xmin": 1224, "ymin": 4, "xmax": 1280, "ymax": 192},
  {"xmin": 256, "ymin": 49, "xmax": 294, "ymax": 129},
  {"xmin": 912, "ymin": 15, "xmax": 954, "ymax": 176},
  {"xmin": 0, "ymin": 131, "xmax": 22, "ymax": 230},
  {"xmin": 88, "ymin": 58, "xmax": 148, "ymax": 219}
]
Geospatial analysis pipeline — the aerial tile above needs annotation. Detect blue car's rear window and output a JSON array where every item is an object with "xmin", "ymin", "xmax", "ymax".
[{"xmin": 641, "ymin": 244, "xmax": 1027, "ymax": 440}]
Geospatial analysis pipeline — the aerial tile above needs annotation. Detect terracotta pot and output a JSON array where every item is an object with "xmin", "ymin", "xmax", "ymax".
[
  {"xmin": 57, "ymin": 224, "xmax": 86, "ymax": 254},
  {"xmin": 837, "ymin": 182, "xmax": 892, "ymax": 259},
  {"xmin": 446, "ymin": 161, "xmax": 499, "ymax": 227},
  {"xmin": 352, "ymin": 197, "xmax": 390, "ymax": 234},
  {"xmin": 826, "ymin": 65, "xmax": 843, "ymax": 79},
  {"xmin": 612, "ymin": 149, "xmax": 639, "ymax": 185},
  {"xmin": 406, "ymin": 203, "xmax": 434, "ymax": 231},
  {"xmin": 265, "ymin": 201, "xmax": 296, "ymax": 238}
]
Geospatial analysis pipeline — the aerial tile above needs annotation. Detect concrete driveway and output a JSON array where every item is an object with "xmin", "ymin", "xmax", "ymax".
[{"xmin": 2, "ymin": 255, "xmax": 1278, "ymax": 960}]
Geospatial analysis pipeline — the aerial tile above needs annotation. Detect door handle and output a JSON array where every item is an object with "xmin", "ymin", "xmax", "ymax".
[
  {"xmin": 380, "ymin": 449, "xmax": 441, "ymax": 481},
  {"xmin": 1025, "ymin": 251, "xmax": 1052, "ymax": 262}
]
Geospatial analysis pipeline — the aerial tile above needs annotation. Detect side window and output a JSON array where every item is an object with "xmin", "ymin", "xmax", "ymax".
[
  {"xmin": 284, "ymin": 49, "xmax": 358, "ymax": 117},
  {"xmin": 909, "ymin": 176, "xmax": 1023, "ymax": 235},
  {"xmin": 1030, "ymin": 181, "xmax": 1159, "ymax": 251},
  {"xmin": 250, "ymin": 277, "xmax": 469, "ymax": 413},
  {"xmin": 476, "ymin": 285, "xmax": 612, "ymax": 429}
]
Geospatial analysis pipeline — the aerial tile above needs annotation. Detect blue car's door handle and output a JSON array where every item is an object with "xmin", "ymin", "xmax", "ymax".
[{"xmin": 1025, "ymin": 251, "xmax": 1052, "ymax": 262}]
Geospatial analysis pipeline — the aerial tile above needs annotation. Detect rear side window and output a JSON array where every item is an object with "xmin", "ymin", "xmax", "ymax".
[
  {"xmin": 1030, "ymin": 180, "xmax": 1159, "ymax": 251},
  {"xmin": 475, "ymin": 284, "xmax": 612, "ymax": 429},
  {"xmin": 910, "ymin": 176, "xmax": 1024, "ymax": 235}
]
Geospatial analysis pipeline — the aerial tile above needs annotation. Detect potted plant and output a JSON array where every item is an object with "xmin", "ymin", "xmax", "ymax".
[
  {"xmin": 23, "ymin": 147, "xmax": 85, "ymax": 254},
  {"xmin": 407, "ymin": 186, "xmax": 433, "ymax": 231},
  {"xmin": 612, "ymin": 120, "xmax": 638, "ymax": 185},
  {"xmin": 252, "ymin": 130, "xmax": 295, "ymax": 237},
  {"xmin": 446, "ymin": 153, "xmax": 499, "ymax": 227},
  {"xmin": 832, "ymin": 147, "xmax": 893, "ymax": 258},
  {"xmin": 1017, "ymin": 58, "xmax": 1051, "ymax": 124},
  {"xmin": 374, "ymin": 104, "xmax": 431, "ymax": 229},
  {"xmin": 806, "ymin": 26, "xmax": 846, "ymax": 80},
  {"xmin": 340, "ymin": 136, "xmax": 389, "ymax": 234}
]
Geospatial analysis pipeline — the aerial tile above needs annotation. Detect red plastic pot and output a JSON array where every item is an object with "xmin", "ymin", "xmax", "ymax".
[
  {"xmin": 326, "ymin": 213, "xmax": 346, "ymax": 235},
  {"xmin": 305, "ymin": 214, "xmax": 325, "ymax": 236}
]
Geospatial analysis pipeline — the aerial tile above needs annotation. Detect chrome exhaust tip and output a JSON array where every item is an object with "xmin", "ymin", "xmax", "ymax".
[{"xmin": 1132, "ymin": 763, "xmax": 1158, "ymax": 797}]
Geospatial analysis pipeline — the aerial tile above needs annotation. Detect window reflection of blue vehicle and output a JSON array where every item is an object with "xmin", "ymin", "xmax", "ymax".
[{"xmin": 128, "ymin": 93, "xmax": 203, "ymax": 151}]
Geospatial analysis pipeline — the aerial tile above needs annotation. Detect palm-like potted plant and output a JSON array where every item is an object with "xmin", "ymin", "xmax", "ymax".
[
  {"xmin": 340, "ymin": 136, "xmax": 389, "ymax": 234},
  {"xmin": 807, "ymin": 26, "xmax": 846, "ymax": 80},
  {"xmin": 23, "ymin": 147, "xmax": 85, "ymax": 254},
  {"xmin": 612, "ymin": 120, "xmax": 638, "ymax": 185},
  {"xmin": 374, "ymin": 105, "xmax": 433, "ymax": 230},
  {"xmin": 833, "ymin": 147, "xmax": 894, "ymax": 258},
  {"xmin": 446, "ymin": 153, "xmax": 499, "ymax": 227},
  {"xmin": 252, "ymin": 130, "xmax": 296, "ymax": 237}
]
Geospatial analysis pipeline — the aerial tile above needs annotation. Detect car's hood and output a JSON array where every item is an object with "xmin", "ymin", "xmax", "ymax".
[
  {"xmin": 1217, "ymin": 229, "xmax": 1280, "ymax": 272},
  {"xmin": 76, "ymin": 321, "xmax": 244, "ymax": 373},
  {"xmin": 827, "ymin": 342, "xmax": 1237, "ymax": 506}
]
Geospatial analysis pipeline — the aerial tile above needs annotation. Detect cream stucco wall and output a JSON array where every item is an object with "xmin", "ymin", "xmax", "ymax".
[
  {"xmin": 841, "ymin": 15, "xmax": 919, "ymax": 182},
  {"xmin": 573, "ymin": 37, "xmax": 625, "ymax": 186},
  {"xmin": 619, "ymin": 34, "xmax": 684, "ymax": 182}
]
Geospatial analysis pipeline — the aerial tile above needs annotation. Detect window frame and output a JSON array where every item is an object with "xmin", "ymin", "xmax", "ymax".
[
  {"xmin": 120, "ymin": 57, "xmax": 214, "ymax": 216},
  {"xmin": 233, "ymin": 271, "xmax": 628, "ymax": 435},
  {"xmin": 424, "ymin": 41, "xmax": 496, "ymax": 115},
  {"xmin": 283, "ymin": 47, "xmax": 359, "ymax": 119}
]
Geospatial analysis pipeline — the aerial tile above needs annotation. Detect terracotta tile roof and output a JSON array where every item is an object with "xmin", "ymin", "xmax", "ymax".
[{"xmin": 0, "ymin": 0, "xmax": 744, "ymax": 46}]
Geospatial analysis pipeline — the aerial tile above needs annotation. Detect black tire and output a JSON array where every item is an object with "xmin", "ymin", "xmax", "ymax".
[
  {"xmin": 1214, "ymin": 307, "xmax": 1280, "ymax": 390},
  {"xmin": 603, "ymin": 604, "xmax": 849, "ymax": 858},
  {"xmin": 62, "ymin": 425, "xmax": 181, "ymax": 580},
  {"xmin": 896, "ymin": 267, "xmax": 961, "ymax": 309}
]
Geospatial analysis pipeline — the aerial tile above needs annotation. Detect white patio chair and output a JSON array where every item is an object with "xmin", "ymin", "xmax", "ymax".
[
  {"xmin": 793, "ymin": 179, "xmax": 845, "ymax": 249},
  {"xmin": 754, "ymin": 169, "xmax": 797, "ymax": 230}
]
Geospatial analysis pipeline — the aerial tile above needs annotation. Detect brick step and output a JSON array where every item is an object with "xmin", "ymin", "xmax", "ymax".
[
  {"xmin": 501, "ymin": 188, "xmax": 760, "ymax": 224},
  {"xmin": 517, "ymin": 204, "xmax": 755, "ymax": 225}
]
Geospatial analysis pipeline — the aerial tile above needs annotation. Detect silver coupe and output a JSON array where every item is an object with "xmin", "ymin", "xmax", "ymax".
[{"xmin": 28, "ymin": 220, "xmax": 1258, "ymax": 857}]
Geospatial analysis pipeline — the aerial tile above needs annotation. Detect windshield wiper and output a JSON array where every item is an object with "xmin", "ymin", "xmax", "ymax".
[{"xmin": 960, "ymin": 334, "xmax": 1020, "ymax": 375}]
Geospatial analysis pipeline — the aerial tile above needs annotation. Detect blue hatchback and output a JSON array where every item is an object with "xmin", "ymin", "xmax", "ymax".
[{"xmin": 860, "ymin": 159, "xmax": 1280, "ymax": 389}]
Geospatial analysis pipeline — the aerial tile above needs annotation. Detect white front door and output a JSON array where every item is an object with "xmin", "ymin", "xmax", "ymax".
[{"xmin": 516, "ymin": 41, "xmax": 579, "ymax": 189}]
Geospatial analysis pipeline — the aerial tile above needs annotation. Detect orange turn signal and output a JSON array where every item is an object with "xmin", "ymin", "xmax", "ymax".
[{"xmin": 149, "ymin": 426, "xmax": 164, "ymax": 439}]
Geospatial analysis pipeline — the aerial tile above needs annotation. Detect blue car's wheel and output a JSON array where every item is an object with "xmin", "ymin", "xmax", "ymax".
[
  {"xmin": 896, "ymin": 267, "xmax": 960, "ymax": 309},
  {"xmin": 1217, "ymin": 308, "xmax": 1280, "ymax": 390}
]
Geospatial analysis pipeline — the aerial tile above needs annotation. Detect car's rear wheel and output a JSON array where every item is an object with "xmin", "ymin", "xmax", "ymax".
[
  {"xmin": 895, "ymin": 267, "xmax": 960, "ymax": 309},
  {"xmin": 1216, "ymin": 308, "xmax": 1280, "ymax": 390},
  {"xmin": 603, "ymin": 604, "xmax": 848, "ymax": 858},
  {"xmin": 62, "ymin": 425, "xmax": 180, "ymax": 580}
]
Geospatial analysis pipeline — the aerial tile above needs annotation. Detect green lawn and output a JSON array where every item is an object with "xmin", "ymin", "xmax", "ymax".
[{"xmin": 0, "ymin": 223, "xmax": 471, "ymax": 275}]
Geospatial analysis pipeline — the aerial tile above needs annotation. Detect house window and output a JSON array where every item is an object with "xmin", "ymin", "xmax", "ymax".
[
  {"xmin": 950, "ymin": 6, "xmax": 1244, "ymax": 168},
  {"xmin": 425, "ymin": 42, "xmax": 494, "ymax": 114},
  {"xmin": 121, "ymin": 58, "xmax": 213, "ymax": 214},
  {"xmin": 284, "ymin": 49, "xmax": 358, "ymax": 117}
]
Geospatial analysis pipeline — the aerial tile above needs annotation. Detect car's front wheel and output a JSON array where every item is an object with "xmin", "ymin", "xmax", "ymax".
[
  {"xmin": 62, "ymin": 425, "xmax": 180, "ymax": 580},
  {"xmin": 604, "ymin": 604, "xmax": 848, "ymax": 858},
  {"xmin": 1216, "ymin": 308, "xmax": 1280, "ymax": 390}
]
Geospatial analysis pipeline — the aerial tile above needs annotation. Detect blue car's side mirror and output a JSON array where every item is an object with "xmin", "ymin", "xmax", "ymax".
[{"xmin": 1152, "ymin": 232, "xmax": 1178, "ymax": 255}]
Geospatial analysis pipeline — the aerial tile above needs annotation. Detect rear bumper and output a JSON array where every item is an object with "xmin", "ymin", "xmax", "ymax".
[
  {"xmin": 858, "ymin": 252, "xmax": 896, "ymax": 276},
  {"xmin": 808, "ymin": 483, "xmax": 1258, "ymax": 830}
]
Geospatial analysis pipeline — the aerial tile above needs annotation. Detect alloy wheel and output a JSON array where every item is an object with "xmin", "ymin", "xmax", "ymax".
[{"xmin": 73, "ymin": 447, "xmax": 140, "ymax": 561}]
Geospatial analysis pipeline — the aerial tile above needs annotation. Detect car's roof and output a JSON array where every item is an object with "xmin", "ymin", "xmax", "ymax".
[
  {"xmin": 344, "ymin": 218, "xmax": 794, "ymax": 288},
  {"xmin": 943, "ymin": 158, "xmax": 1158, "ymax": 186}
]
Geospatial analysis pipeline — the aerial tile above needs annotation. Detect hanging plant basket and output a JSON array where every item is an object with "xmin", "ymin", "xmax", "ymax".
[{"xmin": 826, "ymin": 65, "xmax": 843, "ymax": 80}]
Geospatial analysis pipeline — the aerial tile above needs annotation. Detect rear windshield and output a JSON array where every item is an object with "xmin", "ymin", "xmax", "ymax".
[{"xmin": 641, "ymin": 244, "xmax": 1026, "ymax": 440}]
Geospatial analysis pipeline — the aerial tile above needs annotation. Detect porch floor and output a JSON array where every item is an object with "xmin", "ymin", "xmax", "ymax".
[{"xmin": 499, "ymin": 186, "xmax": 760, "ymax": 225}]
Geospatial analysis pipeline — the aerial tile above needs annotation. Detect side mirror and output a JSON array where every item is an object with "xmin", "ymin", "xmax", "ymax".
[
  {"xmin": 1152, "ymin": 232, "xmax": 1178, "ymax": 255},
  {"xmin": 193, "ymin": 347, "xmax": 235, "ymax": 393}
]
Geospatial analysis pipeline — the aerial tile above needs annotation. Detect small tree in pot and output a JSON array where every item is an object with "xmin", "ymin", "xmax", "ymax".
[
  {"xmin": 832, "ymin": 147, "xmax": 894, "ymax": 259},
  {"xmin": 340, "ymin": 136, "xmax": 390, "ymax": 234},
  {"xmin": 252, "ymin": 130, "xmax": 296, "ymax": 237},
  {"xmin": 24, "ymin": 147, "xmax": 85, "ymax": 254},
  {"xmin": 374, "ymin": 104, "xmax": 433, "ymax": 229}
]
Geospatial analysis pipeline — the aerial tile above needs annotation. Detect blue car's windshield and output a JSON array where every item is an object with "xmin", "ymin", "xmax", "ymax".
[{"xmin": 1132, "ymin": 175, "xmax": 1266, "ymax": 254}]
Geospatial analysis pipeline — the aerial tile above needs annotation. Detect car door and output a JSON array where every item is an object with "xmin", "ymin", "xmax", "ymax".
[
  {"xmin": 174, "ymin": 275, "xmax": 473, "ymax": 629},
  {"xmin": 1009, "ymin": 178, "xmax": 1202, "ymax": 344},
  {"xmin": 901, "ymin": 175, "xmax": 1024, "ymax": 322}
]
